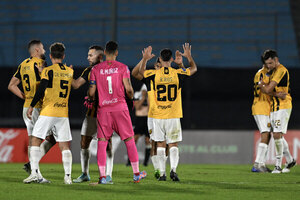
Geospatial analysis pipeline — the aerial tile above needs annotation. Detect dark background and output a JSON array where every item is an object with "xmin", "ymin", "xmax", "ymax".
[{"xmin": 1, "ymin": 0, "xmax": 300, "ymax": 130}]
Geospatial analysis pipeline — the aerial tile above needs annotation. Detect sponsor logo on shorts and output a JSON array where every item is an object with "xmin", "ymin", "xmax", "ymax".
[
  {"xmin": 149, "ymin": 129, "xmax": 152, "ymax": 134},
  {"xmin": 102, "ymin": 98, "xmax": 118, "ymax": 105},
  {"xmin": 157, "ymin": 105, "xmax": 171, "ymax": 109},
  {"xmin": 267, "ymin": 123, "xmax": 271, "ymax": 127},
  {"xmin": 54, "ymin": 102, "xmax": 67, "ymax": 107}
]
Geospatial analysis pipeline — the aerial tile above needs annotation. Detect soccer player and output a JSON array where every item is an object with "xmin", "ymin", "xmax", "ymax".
[
  {"xmin": 258, "ymin": 49, "xmax": 296, "ymax": 173},
  {"xmin": 23, "ymin": 42, "xmax": 74, "ymax": 184},
  {"xmin": 132, "ymin": 56, "xmax": 181, "ymax": 178},
  {"xmin": 72, "ymin": 46, "xmax": 115, "ymax": 183},
  {"xmin": 8, "ymin": 40, "xmax": 56, "ymax": 181},
  {"xmin": 138, "ymin": 44, "xmax": 197, "ymax": 181},
  {"xmin": 251, "ymin": 57, "xmax": 288, "ymax": 172},
  {"xmin": 88, "ymin": 41, "xmax": 146, "ymax": 184}
]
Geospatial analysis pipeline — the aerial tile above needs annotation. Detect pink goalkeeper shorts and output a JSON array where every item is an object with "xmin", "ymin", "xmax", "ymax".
[{"xmin": 97, "ymin": 110, "xmax": 134, "ymax": 141}]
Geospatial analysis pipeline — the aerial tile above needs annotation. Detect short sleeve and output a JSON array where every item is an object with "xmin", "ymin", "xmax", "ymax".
[
  {"xmin": 41, "ymin": 68, "xmax": 49, "ymax": 80},
  {"xmin": 271, "ymin": 67, "xmax": 286, "ymax": 84},
  {"xmin": 177, "ymin": 68, "xmax": 191, "ymax": 76},
  {"xmin": 13, "ymin": 65, "xmax": 21, "ymax": 79},
  {"xmin": 80, "ymin": 67, "xmax": 91, "ymax": 81}
]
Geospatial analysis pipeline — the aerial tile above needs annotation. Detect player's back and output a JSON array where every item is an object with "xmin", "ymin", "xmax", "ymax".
[
  {"xmin": 91, "ymin": 60, "xmax": 130, "ymax": 112},
  {"xmin": 145, "ymin": 66, "xmax": 190, "ymax": 119},
  {"xmin": 252, "ymin": 67, "xmax": 271, "ymax": 115},
  {"xmin": 40, "ymin": 63, "xmax": 73, "ymax": 117},
  {"xmin": 14, "ymin": 57, "xmax": 44, "ymax": 108}
]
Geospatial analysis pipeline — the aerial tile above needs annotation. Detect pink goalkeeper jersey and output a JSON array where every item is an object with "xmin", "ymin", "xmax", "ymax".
[{"xmin": 90, "ymin": 60, "xmax": 130, "ymax": 112}]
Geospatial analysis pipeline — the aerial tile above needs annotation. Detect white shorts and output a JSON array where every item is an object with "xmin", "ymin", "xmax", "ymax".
[
  {"xmin": 253, "ymin": 115, "xmax": 271, "ymax": 133},
  {"xmin": 152, "ymin": 118, "xmax": 182, "ymax": 144},
  {"xmin": 80, "ymin": 116, "xmax": 97, "ymax": 137},
  {"xmin": 32, "ymin": 116, "xmax": 72, "ymax": 142},
  {"xmin": 270, "ymin": 109, "xmax": 291, "ymax": 134},
  {"xmin": 147, "ymin": 117, "xmax": 154, "ymax": 140},
  {"xmin": 23, "ymin": 107, "xmax": 40, "ymax": 136}
]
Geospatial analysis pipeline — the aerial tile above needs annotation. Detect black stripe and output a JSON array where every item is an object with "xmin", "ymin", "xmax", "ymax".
[
  {"xmin": 274, "ymin": 96, "xmax": 280, "ymax": 111},
  {"xmin": 277, "ymin": 72, "xmax": 288, "ymax": 87},
  {"xmin": 144, "ymin": 74, "xmax": 155, "ymax": 91},
  {"xmin": 34, "ymin": 62, "xmax": 41, "ymax": 81}
]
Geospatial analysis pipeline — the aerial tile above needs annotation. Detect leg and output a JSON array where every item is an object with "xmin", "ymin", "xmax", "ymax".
[
  {"xmin": 273, "ymin": 132, "xmax": 284, "ymax": 173},
  {"xmin": 143, "ymin": 136, "xmax": 151, "ymax": 166},
  {"xmin": 253, "ymin": 132, "xmax": 270, "ymax": 171},
  {"xmin": 106, "ymin": 137, "xmax": 114, "ymax": 182},
  {"xmin": 168, "ymin": 142, "xmax": 180, "ymax": 181},
  {"xmin": 157, "ymin": 141, "xmax": 167, "ymax": 180},
  {"xmin": 23, "ymin": 136, "xmax": 43, "ymax": 183},
  {"xmin": 59, "ymin": 141, "xmax": 72, "ymax": 184},
  {"xmin": 97, "ymin": 138, "xmax": 108, "ymax": 183}
]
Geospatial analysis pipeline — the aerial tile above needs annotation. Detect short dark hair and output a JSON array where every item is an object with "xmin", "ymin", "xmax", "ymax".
[
  {"xmin": 105, "ymin": 41, "xmax": 118, "ymax": 54},
  {"xmin": 89, "ymin": 45, "xmax": 104, "ymax": 51},
  {"xmin": 28, "ymin": 39, "xmax": 42, "ymax": 50},
  {"xmin": 89, "ymin": 45, "xmax": 104, "ymax": 55},
  {"xmin": 160, "ymin": 48, "xmax": 172, "ymax": 61},
  {"xmin": 50, "ymin": 42, "xmax": 65, "ymax": 59},
  {"xmin": 262, "ymin": 49, "xmax": 278, "ymax": 61}
]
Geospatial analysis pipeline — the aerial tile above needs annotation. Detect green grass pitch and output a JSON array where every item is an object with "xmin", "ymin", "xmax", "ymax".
[{"xmin": 0, "ymin": 163, "xmax": 299, "ymax": 200}]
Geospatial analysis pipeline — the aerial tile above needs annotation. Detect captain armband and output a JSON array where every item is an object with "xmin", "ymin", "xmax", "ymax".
[{"xmin": 90, "ymin": 80, "xmax": 96, "ymax": 85}]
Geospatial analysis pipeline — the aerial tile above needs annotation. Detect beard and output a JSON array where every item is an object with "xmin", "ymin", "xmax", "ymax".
[
  {"xmin": 40, "ymin": 54, "xmax": 46, "ymax": 60},
  {"xmin": 91, "ymin": 60, "xmax": 100, "ymax": 66}
]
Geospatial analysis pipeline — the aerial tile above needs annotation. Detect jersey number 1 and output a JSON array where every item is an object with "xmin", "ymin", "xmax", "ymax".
[{"xmin": 107, "ymin": 76, "xmax": 113, "ymax": 94}]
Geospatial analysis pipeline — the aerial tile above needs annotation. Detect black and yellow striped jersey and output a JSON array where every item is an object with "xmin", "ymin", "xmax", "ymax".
[
  {"xmin": 252, "ymin": 66, "xmax": 271, "ymax": 115},
  {"xmin": 13, "ymin": 57, "xmax": 44, "ymax": 108},
  {"xmin": 269, "ymin": 64, "xmax": 292, "ymax": 111},
  {"xmin": 80, "ymin": 66, "xmax": 97, "ymax": 117},
  {"xmin": 40, "ymin": 63, "xmax": 73, "ymax": 117},
  {"xmin": 143, "ymin": 67, "xmax": 191, "ymax": 119}
]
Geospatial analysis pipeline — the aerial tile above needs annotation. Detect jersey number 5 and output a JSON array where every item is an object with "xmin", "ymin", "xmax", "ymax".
[
  {"xmin": 59, "ymin": 80, "xmax": 69, "ymax": 98},
  {"xmin": 157, "ymin": 84, "xmax": 177, "ymax": 101}
]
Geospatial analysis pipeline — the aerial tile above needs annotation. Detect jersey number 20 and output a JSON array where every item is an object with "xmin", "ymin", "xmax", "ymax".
[{"xmin": 157, "ymin": 84, "xmax": 177, "ymax": 101}]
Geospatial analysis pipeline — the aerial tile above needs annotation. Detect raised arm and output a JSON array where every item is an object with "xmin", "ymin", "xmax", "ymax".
[
  {"xmin": 8, "ymin": 77, "xmax": 25, "ymax": 100},
  {"xmin": 131, "ymin": 59, "xmax": 144, "ymax": 80},
  {"xmin": 180, "ymin": 43, "xmax": 197, "ymax": 75},
  {"xmin": 139, "ymin": 46, "xmax": 155, "ymax": 78}
]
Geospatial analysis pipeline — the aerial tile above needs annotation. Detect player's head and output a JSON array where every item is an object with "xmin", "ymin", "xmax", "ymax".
[
  {"xmin": 160, "ymin": 48, "xmax": 173, "ymax": 63},
  {"xmin": 154, "ymin": 57, "xmax": 162, "ymax": 69},
  {"xmin": 28, "ymin": 39, "xmax": 46, "ymax": 60},
  {"xmin": 88, "ymin": 45, "xmax": 104, "ymax": 66},
  {"xmin": 49, "ymin": 42, "xmax": 65, "ymax": 60},
  {"xmin": 104, "ymin": 41, "xmax": 118, "ymax": 57},
  {"xmin": 262, "ymin": 49, "xmax": 279, "ymax": 70}
]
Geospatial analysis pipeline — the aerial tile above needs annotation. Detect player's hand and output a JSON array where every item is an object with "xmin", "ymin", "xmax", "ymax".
[
  {"xmin": 69, "ymin": 64, "xmax": 73, "ymax": 69},
  {"xmin": 180, "ymin": 43, "xmax": 192, "ymax": 59},
  {"xmin": 276, "ymin": 92, "xmax": 287, "ymax": 100},
  {"xmin": 27, "ymin": 106, "xmax": 33, "ymax": 120},
  {"xmin": 84, "ymin": 96, "xmax": 95, "ymax": 109},
  {"xmin": 142, "ymin": 46, "xmax": 155, "ymax": 61},
  {"xmin": 174, "ymin": 50, "xmax": 184, "ymax": 67}
]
